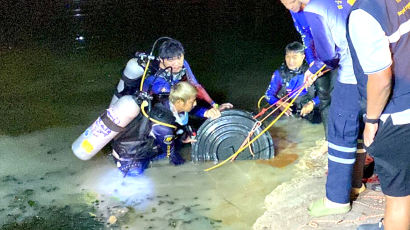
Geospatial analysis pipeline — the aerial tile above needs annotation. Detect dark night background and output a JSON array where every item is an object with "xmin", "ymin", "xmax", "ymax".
[
  {"xmin": 0, "ymin": 0, "xmax": 299, "ymax": 135},
  {"xmin": 0, "ymin": 2, "xmax": 326, "ymax": 229}
]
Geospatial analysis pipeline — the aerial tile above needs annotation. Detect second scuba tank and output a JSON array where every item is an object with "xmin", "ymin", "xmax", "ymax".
[
  {"xmin": 72, "ymin": 95, "xmax": 140, "ymax": 160},
  {"xmin": 109, "ymin": 57, "xmax": 145, "ymax": 106}
]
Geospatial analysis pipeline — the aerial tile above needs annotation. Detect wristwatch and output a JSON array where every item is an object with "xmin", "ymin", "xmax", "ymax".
[{"xmin": 365, "ymin": 117, "xmax": 379, "ymax": 124}]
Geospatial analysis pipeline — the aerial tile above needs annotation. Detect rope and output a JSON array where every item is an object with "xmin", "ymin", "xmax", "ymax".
[
  {"xmin": 204, "ymin": 86, "xmax": 305, "ymax": 172},
  {"xmin": 140, "ymin": 101, "xmax": 177, "ymax": 129},
  {"xmin": 231, "ymin": 121, "xmax": 261, "ymax": 161},
  {"xmin": 204, "ymin": 64, "xmax": 327, "ymax": 172}
]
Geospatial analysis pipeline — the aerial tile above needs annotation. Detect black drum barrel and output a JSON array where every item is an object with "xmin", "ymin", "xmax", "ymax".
[{"xmin": 191, "ymin": 110, "xmax": 275, "ymax": 162}]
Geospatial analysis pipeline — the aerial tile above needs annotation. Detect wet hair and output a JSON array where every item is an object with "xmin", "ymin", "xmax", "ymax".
[
  {"xmin": 285, "ymin": 41, "xmax": 305, "ymax": 54},
  {"xmin": 158, "ymin": 39, "xmax": 185, "ymax": 59},
  {"xmin": 169, "ymin": 81, "xmax": 197, "ymax": 104}
]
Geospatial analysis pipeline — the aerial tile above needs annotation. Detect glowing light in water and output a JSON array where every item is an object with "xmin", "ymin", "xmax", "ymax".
[{"xmin": 95, "ymin": 169, "xmax": 154, "ymax": 209}]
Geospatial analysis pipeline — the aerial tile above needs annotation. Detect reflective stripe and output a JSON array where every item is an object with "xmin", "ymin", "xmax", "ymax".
[
  {"xmin": 328, "ymin": 154, "xmax": 356, "ymax": 164},
  {"xmin": 391, "ymin": 108, "xmax": 410, "ymax": 125},
  {"xmin": 328, "ymin": 142, "xmax": 357, "ymax": 153},
  {"xmin": 381, "ymin": 108, "xmax": 410, "ymax": 125},
  {"xmin": 387, "ymin": 19, "xmax": 410, "ymax": 43},
  {"xmin": 357, "ymin": 149, "xmax": 366, "ymax": 153}
]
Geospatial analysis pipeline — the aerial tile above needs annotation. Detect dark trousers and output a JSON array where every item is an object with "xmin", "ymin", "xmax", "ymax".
[
  {"xmin": 314, "ymin": 70, "xmax": 336, "ymax": 139},
  {"xmin": 326, "ymin": 81, "xmax": 361, "ymax": 204}
]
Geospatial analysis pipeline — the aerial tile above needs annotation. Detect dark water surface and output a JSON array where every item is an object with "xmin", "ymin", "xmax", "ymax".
[{"xmin": 0, "ymin": 1, "xmax": 326, "ymax": 229}]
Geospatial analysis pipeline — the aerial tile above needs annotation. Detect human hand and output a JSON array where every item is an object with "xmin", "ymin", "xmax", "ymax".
[
  {"xmin": 278, "ymin": 101, "xmax": 293, "ymax": 116},
  {"xmin": 300, "ymin": 101, "xmax": 314, "ymax": 116},
  {"xmin": 304, "ymin": 70, "xmax": 317, "ymax": 87},
  {"xmin": 182, "ymin": 136, "xmax": 197, "ymax": 144},
  {"xmin": 218, "ymin": 103, "xmax": 233, "ymax": 111},
  {"xmin": 364, "ymin": 123, "xmax": 378, "ymax": 147},
  {"xmin": 204, "ymin": 108, "xmax": 221, "ymax": 119}
]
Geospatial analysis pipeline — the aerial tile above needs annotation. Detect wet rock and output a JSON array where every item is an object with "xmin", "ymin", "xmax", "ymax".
[
  {"xmin": 27, "ymin": 200, "xmax": 36, "ymax": 207},
  {"xmin": 46, "ymin": 149, "xmax": 57, "ymax": 155},
  {"xmin": 1, "ymin": 175, "xmax": 18, "ymax": 183},
  {"xmin": 1, "ymin": 204, "xmax": 106, "ymax": 230},
  {"xmin": 40, "ymin": 185, "xmax": 59, "ymax": 193},
  {"xmin": 22, "ymin": 189, "xmax": 34, "ymax": 196}
]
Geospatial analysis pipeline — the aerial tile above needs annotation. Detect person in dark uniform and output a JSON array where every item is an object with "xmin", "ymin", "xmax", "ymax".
[
  {"xmin": 111, "ymin": 38, "xmax": 232, "ymax": 112},
  {"xmin": 348, "ymin": 0, "xmax": 410, "ymax": 229},
  {"xmin": 265, "ymin": 41, "xmax": 320, "ymax": 122},
  {"xmin": 280, "ymin": 1, "xmax": 335, "ymax": 140},
  {"xmin": 111, "ymin": 81, "xmax": 221, "ymax": 177}
]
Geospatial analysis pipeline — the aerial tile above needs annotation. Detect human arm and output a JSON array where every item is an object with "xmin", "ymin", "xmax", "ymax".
[
  {"xmin": 265, "ymin": 70, "xmax": 292, "ymax": 116},
  {"xmin": 303, "ymin": 11, "xmax": 339, "ymax": 85},
  {"xmin": 265, "ymin": 70, "xmax": 283, "ymax": 105},
  {"xmin": 300, "ymin": 90, "xmax": 319, "ymax": 116},
  {"xmin": 183, "ymin": 60, "xmax": 216, "ymax": 105},
  {"xmin": 184, "ymin": 60, "xmax": 233, "ymax": 110},
  {"xmin": 348, "ymin": 9, "xmax": 393, "ymax": 146},
  {"xmin": 364, "ymin": 68, "xmax": 392, "ymax": 146},
  {"xmin": 290, "ymin": 11, "xmax": 316, "ymax": 65}
]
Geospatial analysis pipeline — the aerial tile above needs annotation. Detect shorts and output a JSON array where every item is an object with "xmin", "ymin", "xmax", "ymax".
[{"xmin": 366, "ymin": 116, "xmax": 410, "ymax": 197}]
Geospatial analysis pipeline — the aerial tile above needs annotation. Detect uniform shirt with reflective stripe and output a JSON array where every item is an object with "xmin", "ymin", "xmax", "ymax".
[
  {"xmin": 304, "ymin": 0, "xmax": 356, "ymax": 84},
  {"xmin": 348, "ymin": 0, "xmax": 410, "ymax": 124}
]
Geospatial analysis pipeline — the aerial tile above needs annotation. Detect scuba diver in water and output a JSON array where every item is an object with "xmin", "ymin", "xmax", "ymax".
[
  {"xmin": 111, "ymin": 81, "xmax": 221, "ymax": 177},
  {"xmin": 111, "ymin": 38, "xmax": 233, "ymax": 112},
  {"xmin": 265, "ymin": 41, "xmax": 320, "ymax": 122}
]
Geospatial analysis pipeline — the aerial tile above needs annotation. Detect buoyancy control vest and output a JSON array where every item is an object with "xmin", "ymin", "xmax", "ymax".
[
  {"xmin": 276, "ymin": 63, "xmax": 309, "ymax": 98},
  {"xmin": 276, "ymin": 63, "xmax": 316, "ymax": 115},
  {"xmin": 111, "ymin": 98, "xmax": 178, "ymax": 162}
]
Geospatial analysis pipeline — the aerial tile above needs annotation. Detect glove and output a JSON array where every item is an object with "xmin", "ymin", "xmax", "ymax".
[{"xmin": 169, "ymin": 152, "xmax": 185, "ymax": 165}]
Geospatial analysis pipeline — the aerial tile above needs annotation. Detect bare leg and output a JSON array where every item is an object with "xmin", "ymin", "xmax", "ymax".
[{"xmin": 384, "ymin": 195, "xmax": 410, "ymax": 230}]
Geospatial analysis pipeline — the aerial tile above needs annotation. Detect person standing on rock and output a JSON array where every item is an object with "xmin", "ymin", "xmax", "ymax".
[
  {"xmin": 347, "ymin": 0, "xmax": 410, "ymax": 229},
  {"xmin": 280, "ymin": 0, "xmax": 367, "ymax": 217}
]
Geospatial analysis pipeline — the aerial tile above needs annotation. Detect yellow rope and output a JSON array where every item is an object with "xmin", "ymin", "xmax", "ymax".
[
  {"xmin": 257, "ymin": 95, "xmax": 266, "ymax": 109},
  {"xmin": 139, "ymin": 60, "xmax": 152, "ymax": 91},
  {"xmin": 140, "ymin": 101, "xmax": 177, "ymax": 129}
]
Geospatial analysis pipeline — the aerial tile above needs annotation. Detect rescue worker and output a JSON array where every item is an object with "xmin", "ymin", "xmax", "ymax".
[
  {"xmin": 281, "ymin": 1, "xmax": 335, "ymax": 139},
  {"xmin": 265, "ymin": 41, "xmax": 320, "ymax": 122},
  {"xmin": 112, "ymin": 38, "xmax": 233, "ymax": 112},
  {"xmin": 348, "ymin": 0, "xmax": 410, "ymax": 229},
  {"xmin": 280, "ymin": 0, "xmax": 366, "ymax": 216},
  {"xmin": 111, "ymin": 81, "xmax": 221, "ymax": 177}
]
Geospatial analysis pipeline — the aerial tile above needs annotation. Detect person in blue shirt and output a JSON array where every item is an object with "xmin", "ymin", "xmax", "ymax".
[
  {"xmin": 265, "ymin": 41, "xmax": 320, "ymax": 121},
  {"xmin": 141, "ymin": 39, "xmax": 232, "ymax": 112},
  {"xmin": 281, "ymin": 0, "xmax": 367, "ymax": 217},
  {"xmin": 348, "ymin": 0, "xmax": 410, "ymax": 229},
  {"xmin": 284, "ymin": 5, "xmax": 335, "ymax": 140},
  {"xmin": 111, "ymin": 38, "xmax": 233, "ymax": 111}
]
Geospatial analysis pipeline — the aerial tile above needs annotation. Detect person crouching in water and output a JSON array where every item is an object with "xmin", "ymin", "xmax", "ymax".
[
  {"xmin": 111, "ymin": 81, "xmax": 220, "ymax": 177},
  {"xmin": 265, "ymin": 41, "xmax": 320, "ymax": 122}
]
